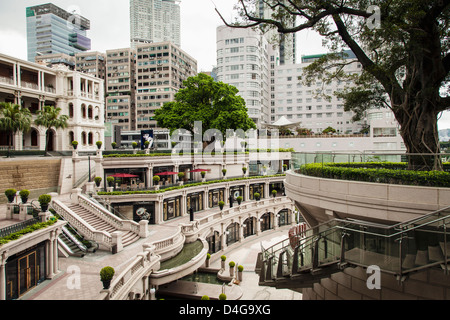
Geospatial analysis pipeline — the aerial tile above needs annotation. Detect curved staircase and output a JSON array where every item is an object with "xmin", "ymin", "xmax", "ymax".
[{"xmin": 52, "ymin": 193, "xmax": 143, "ymax": 252}]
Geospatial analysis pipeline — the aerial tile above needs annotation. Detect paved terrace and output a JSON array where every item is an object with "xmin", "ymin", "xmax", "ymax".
[{"xmin": 0, "ymin": 193, "xmax": 302, "ymax": 300}]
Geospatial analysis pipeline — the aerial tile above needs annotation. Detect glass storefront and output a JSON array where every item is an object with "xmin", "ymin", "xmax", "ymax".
[
  {"xmin": 163, "ymin": 197, "xmax": 181, "ymax": 221},
  {"xmin": 5, "ymin": 241, "xmax": 46, "ymax": 300},
  {"xmin": 206, "ymin": 231, "xmax": 221, "ymax": 254},
  {"xmin": 133, "ymin": 202, "xmax": 155, "ymax": 224},
  {"xmin": 249, "ymin": 183, "xmax": 265, "ymax": 200},
  {"xmin": 243, "ymin": 217, "xmax": 256, "ymax": 238},
  {"xmin": 208, "ymin": 188, "xmax": 225, "ymax": 208},
  {"xmin": 187, "ymin": 192, "xmax": 204, "ymax": 213},
  {"xmin": 226, "ymin": 223, "xmax": 240, "ymax": 246}
]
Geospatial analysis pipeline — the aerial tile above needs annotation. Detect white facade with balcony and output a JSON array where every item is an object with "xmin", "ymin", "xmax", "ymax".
[{"xmin": 0, "ymin": 53, "xmax": 105, "ymax": 152}]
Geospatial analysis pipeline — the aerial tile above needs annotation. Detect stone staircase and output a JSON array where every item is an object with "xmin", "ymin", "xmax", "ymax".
[{"xmin": 65, "ymin": 203, "xmax": 141, "ymax": 248}]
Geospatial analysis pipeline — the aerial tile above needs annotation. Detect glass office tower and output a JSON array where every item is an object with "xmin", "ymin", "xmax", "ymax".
[{"xmin": 26, "ymin": 3, "xmax": 91, "ymax": 62}]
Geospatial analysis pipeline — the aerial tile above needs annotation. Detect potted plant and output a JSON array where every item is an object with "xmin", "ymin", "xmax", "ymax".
[
  {"xmin": 111, "ymin": 142, "xmax": 117, "ymax": 149},
  {"xmin": 153, "ymin": 175, "xmax": 161, "ymax": 186},
  {"xmin": 220, "ymin": 255, "xmax": 226, "ymax": 269},
  {"xmin": 100, "ymin": 266, "xmax": 115, "ymax": 290},
  {"xmin": 72, "ymin": 140, "xmax": 78, "ymax": 150},
  {"xmin": 283, "ymin": 164, "xmax": 288, "ymax": 171},
  {"xmin": 144, "ymin": 140, "xmax": 150, "ymax": 149},
  {"xmin": 238, "ymin": 265, "xmax": 244, "ymax": 281},
  {"xmin": 236, "ymin": 196, "xmax": 243, "ymax": 205},
  {"xmin": 272, "ymin": 190, "xmax": 278, "ymax": 198},
  {"xmin": 19, "ymin": 189, "xmax": 30, "ymax": 204},
  {"xmin": 205, "ymin": 253, "xmax": 211, "ymax": 267},
  {"xmin": 96, "ymin": 141, "xmax": 103, "ymax": 150},
  {"xmin": 219, "ymin": 201, "xmax": 225, "ymax": 210},
  {"xmin": 178, "ymin": 172, "xmax": 185, "ymax": 184},
  {"xmin": 219, "ymin": 293, "xmax": 227, "ymax": 300},
  {"xmin": 254, "ymin": 192, "xmax": 261, "ymax": 201},
  {"xmin": 94, "ymin": 177, "xmax": 102, "ymax": 188},
  {"xmin": 242, "ymin": 167, "xmax": 247, "ymax": 176},
  {"xmin": 200, "ymin": 171, "xmax": 206, "ymax": 179},
  {"xmin": 132, "ymin": 142, "xmax": 138, "ymax": 149},
  {"xmin": 107, "ymin": 176, "xmax": 115, "ymax": 188},
  {"xmin": 229, "ymin": 261, "xmax": 236, "ymax": 277},
  {"xmin": 38, "ymin": 194, "xmax": 52, "ymax": 212},
  {"xmin": 201, "ymin": 295, "xmax": 210, "ymax": 300},
  {"xmin": 222, "ymin": 169, "xmax": 227, "ymax": 177},
  {"xmin": 4, "ymin": 189, "xmax": 17, "ymax": 203}
]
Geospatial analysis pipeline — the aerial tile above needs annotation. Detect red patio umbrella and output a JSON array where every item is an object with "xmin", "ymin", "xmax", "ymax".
[{"xmin": 109, "ymin": 173, "xmax": 139, "ymax": 178}]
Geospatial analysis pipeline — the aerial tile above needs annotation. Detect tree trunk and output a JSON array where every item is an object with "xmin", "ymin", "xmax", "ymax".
[{"xmin": 394, "ymin": 95, "xmax": 442, "ymax": 171}]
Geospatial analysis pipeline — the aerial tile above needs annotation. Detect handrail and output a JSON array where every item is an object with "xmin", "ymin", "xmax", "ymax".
[{"xmin": 262, "ymin": 205, "xmax": 450, "ymax": 279}]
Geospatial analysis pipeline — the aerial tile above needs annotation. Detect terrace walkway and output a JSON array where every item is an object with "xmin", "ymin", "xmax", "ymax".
[{"xmin": 0, "ymin": 193, "xmax": 301, "ymax": 300}]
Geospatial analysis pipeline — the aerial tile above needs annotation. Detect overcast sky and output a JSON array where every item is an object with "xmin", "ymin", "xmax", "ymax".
[{"xmin": 0, "ymin": 0, "xmax": 448, "ymax": 129}]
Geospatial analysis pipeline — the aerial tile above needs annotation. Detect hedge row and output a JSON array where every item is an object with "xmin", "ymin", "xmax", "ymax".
[
  {"xmin": 0, "ymin": 218, "xmax": 58, "ymax": 247},
  {"xmin": 97, "ymin": 174, "xmax": 286, "ymax": 196},
  {"xmin": 103, "ymin": 149, "xmax": 294, "ymax": 158},
  {"xmin": 299, "ymin": 163, "xmax": 450, "ymax": 188}
]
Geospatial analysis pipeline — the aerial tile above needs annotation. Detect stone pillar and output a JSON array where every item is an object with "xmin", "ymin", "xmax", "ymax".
[
  {"xmin": 47, "ymin": 237, "xmax": 55, "ymax": 279},
  {"xmin": 139, "ymin": 220, "xmax": 149, "ymax": 238},
  {"xmin": 256, "ymin": 213, "xmax": 261, "ymax": 236},
  {"xmin": 111, "ymin": 231, "xmax": 123, "ymax": 254},
  {"xmin": 0, "ymin": 251, "xmax": 9, "ymax": 301},
  {"xmin": 53, "ymin": 230, "xmax": 59, "ymax": 274}
]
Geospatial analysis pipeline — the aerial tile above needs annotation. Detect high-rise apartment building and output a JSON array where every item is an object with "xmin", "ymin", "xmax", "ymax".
[
  {"xmin": 216, "ymin": 25, "xmax": 272, "ymax": 128},
  {"xmin": 135, "ymin": 42, "xmax": 197, "ymax": 130},
  {"xmin": 106, "ymin": 48, "xmax": 136, "ymax": 131},
  {"xmin": 75, "ymin": 51, "xmax": 106, "ymax": 81},
  {"xmin": 26, "ymin": 3, "xmax": 91, "ymax": 62},
  {"xmin": 130, "ymin": 0, "xmax": 181, "ymax": 49}
]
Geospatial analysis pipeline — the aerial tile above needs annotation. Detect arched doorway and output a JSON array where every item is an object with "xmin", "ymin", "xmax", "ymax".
[
  {"xmin": 226, "ymin": 223, "xmax": 240, "ymax": 246},
  {"xmin": 206, "ymin": 231, "xmax": 221, "ymax": 254},
  {"xmin": 260, "ymin": 213, "xmax": 273, "ymax": 232},
  {"xmin": 46, "ymin": 130, "xmax": 55, "ymax": 152},
  {"xmin": 243, "ymin": 217, "xmax": 256, "ymax": 238}
]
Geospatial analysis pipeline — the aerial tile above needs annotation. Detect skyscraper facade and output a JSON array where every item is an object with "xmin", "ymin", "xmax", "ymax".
[
  {"xmin": 130, "ymin": 0, "xmax": 181, "ymax": 49},
  {"xmin": 26, "ymin": 3, "xmax": 91, "ymax": 62}
]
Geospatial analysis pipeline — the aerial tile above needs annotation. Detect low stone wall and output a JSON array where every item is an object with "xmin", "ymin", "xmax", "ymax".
[{"xmin": 0, "ymin": 158, "xmax": 61, "ymax": 204}]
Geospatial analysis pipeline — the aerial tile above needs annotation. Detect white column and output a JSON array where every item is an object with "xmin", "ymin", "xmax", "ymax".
[{"xmin": 0, "ymin": 251, "xmax": 9, "ymax": 301}]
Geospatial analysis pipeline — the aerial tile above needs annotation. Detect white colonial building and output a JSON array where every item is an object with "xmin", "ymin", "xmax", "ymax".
[{"xmin": 0, "ymin": 53, "xmax": 105, "ymax": 152}]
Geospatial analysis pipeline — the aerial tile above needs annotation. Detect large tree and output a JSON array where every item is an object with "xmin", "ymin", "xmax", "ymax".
[
  {"xmin": 218, "ymin": 0, "xmax": 450, "ymax": 170},
  {"xmin": 34, "ymin": 105, "xmax": 69, "ymax": 154},
  {"xmin": 0, "ymin": 102, "xmax": 32, "ymax": 157},
  {"xmin": 154, "ymin": 73, "xmax": 257, "ymax": 145}
]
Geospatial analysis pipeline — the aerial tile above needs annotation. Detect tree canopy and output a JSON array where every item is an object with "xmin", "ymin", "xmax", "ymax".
[
  {"xmin": 34, "ymin": 105, "xmax": 69, "ymax": 153},
  {"xmin": 218, "ymin": 0, "xmax": 450, "ymax": 170},
  {"xmin": 0, "ymin": 102, "xmax": 32, "ymax": 157},
  {"xmin": 154, "ymin": 73, "xmax": 257, "ymax": 140}
]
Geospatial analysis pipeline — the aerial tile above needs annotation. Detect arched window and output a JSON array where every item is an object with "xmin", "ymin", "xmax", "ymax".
[
  {"xmin": 69, "ymin": 103, "xmax": 74, "ymax": 118},
  {"xmin": 88, "ymin": 132, "xmax": 93, "ymax": 145},
  {"xmin": 82, "ymin": 132, "xmax": 87, "ymax": 145},
  {"xmin": 69, "ymin": 131, "xmax": 74, "ymax": 143},
  {"xmin": 88, "ymin": 105, "xmax": 93, "ymax": 119},
  {"xmin": 81, "ymin": 104, "xmax": 87, "ymax": 118}
]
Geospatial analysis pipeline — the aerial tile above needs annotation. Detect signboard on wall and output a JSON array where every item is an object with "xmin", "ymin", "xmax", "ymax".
[{"xmin": 141, "ymin": 130, "xmax": 154, "ymax": 150}]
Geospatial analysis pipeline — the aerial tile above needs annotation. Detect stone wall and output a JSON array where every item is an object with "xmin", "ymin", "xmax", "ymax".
[
  {"xmin": 0, "ymin": 158, "xmax": 61, "ymax": 203},
  {"xmin": 302, "ymin": 266, "xmax": 450, "ymax": 300}
]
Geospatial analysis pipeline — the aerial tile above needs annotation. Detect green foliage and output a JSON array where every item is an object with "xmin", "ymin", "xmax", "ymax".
[
  {"xmin": 72, "ymin": 140, "xmax": 78, "ymax": 147},
  {"xmin": 238, "ymin": 265, "xmax": 244, "ymax": 272},
  {"xmin": 5, "ymin": 189, "xmax": 17, "ymax": 197},
  {"xmin": 154, "ymin": 73, "xmax": 257, "ymax": 138},
  {"xmin": 19, "ymin": 190, "xmax": 30, "ymax": 198},
  {"xmin": 300, "ymin": 163, "xmax": 450, "ymax": 188},
  {"xmin": 206, "ymin": 253, "xmax": 211, "ymax": 260},
  {"xmin": 219, "ymin": 293, "xmax": 227, "ymax": 300},
  {"xmin": 178, "ymin": 172, "xmax": 185, "ymax": 179},
  {"xmin": 236, "ymin": 196, "xmax": 243, "ymax": 203},
  {"xmin": 153, "ymin": 175, "xmax": 161, "ymax": 183},
  {"xmin": 242, "ymin": 167, "xmax": 247, "ymax": 173},
  {"xmin": 221, "ymin": 255, "xmax": 226, "ymax": 261},
  {"xmin": 107, "ymin": 176, "xmax": 115, "ymax": 184},
  {"xmin": 94, "ymin": 177, "xmax": 102, "ymax": 185},
  {"xmin": 34, "ymin": 105, "xmax": 68, "ymax": 153},
  {"xmin": 100, "ymin": 266, "xmax": 115, "ymax": 281},
  {"xmin": 96, "ymin": 141, "xmax": 103, "ymax": 148},
  {"xmin": 0, "ymin": 103, "xmax": 32, "ymax": 156},
  {"xmin": 219, "ymin": 201, "xmax": 225, "ymax": 208},
  {"xmin": 254, "ymin": 193, "xmax": 261, "ymax": 199},
  {"xmin": 201, "ymin": 295, "xmax": 210, "ymax": 300},
  {"xmin": 97, "ymin": 174, "xmax": 286, "ymax": 196},
  {"xmin": 0, "ymin": 219, "xmax": 58, "ymax": 247},
  {"xmin": 38, "ymin": 194, "xmax": 52, "ymax": 205},
  {"xmin": 132, "ymin": 142, "xmax": 138, "ymax": 149},
  {"xmin": 111, "ymin": 142, "xmax": 117, "ymax": 149},
  {"xmin": 229, "ymin": 261, "xmax": 236, "ymax": 268}
]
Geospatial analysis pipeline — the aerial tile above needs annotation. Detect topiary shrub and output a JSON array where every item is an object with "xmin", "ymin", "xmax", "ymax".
[
  {"xmin": 219, "ymin": 293, "xmax": 227, "ymax": 300},
  {"xmin": 100, "ymin": 266, "xmax": 115, "ymax": 281},
  {"xmin": 201, "ymin": 295, "xmax": 210, "ymax": 300},
  {"xmin": 5, "ymin": 189, "xmax": 17, "ymax": 203}
]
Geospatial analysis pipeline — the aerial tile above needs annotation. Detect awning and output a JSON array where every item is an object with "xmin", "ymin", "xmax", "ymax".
[
  {"xmin": 155, "ymin": 172, "xmax": 179, "ymax": 176},
  {"xmin": 189, "ymin": 169, "xmax": 209, "ymax": 173},
  {"xmin": 109, "ymin": 173, "xmax": 139, "ymax": 178}
]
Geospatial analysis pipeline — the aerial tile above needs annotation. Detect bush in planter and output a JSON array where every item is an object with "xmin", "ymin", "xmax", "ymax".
[
  {"xmin": 71, "ymin": 140, "xmax": 79, "ymax": 150},
  {"xmin": 219, "ymin": 293, "xmax": 227, "ymax": 300},
  {"xmin": 254, "ymin": 192, "xmax": 261, "ymax": 201},
  {"xmin": 229, "ymin": 261, "xmax": 236, "ymax": 268},
  {"xmin": 221, "ymin": 255, "xmax": 226, "ymax": 262},
  {"xmin": 132, "ymin": 142, "xmax": 138, "ymax": 149},
  {"xmin": 4, "ymin": 189, "xmax": 17, "ymax": 203},
  {"xmin": 144, "ymin": 140, "xmax": 150, "ymax": 149},
  {"xmin": 111, "ymin": 142, "xmax": 117, "ymax": 149},
  {"xmin": 201, "ymin": 295, "xmax": 210, "ymax": 300},
  {"xmin": 19, "ymin": 190, "xmax": 30, "ymax": 203},
  {"xmin": 107, "ymin": 176, "xmax": 115, "ymax": 187},
  {"xmin": 222, "ymin": 169, "xmax": 227, "ymax": 177},
  {"xmin": 242, "ymin": 167, "xmax": 247, "ymax": 175},
  {"xmin": 219, "ymin": 201, "xmax": 225, "ymax": 210},
  {"xmin": 272, "ymin": 190, "xmax": 278, "ymax": 198},
  {"xmin": 238, "ymin": 265, "xmax": 244, "ymax": 272},
  {"xmin": 38, "ymin": 194, "xmax": 52, "ymax": 212},
  {"xmin": 96, "ymin": 141, "xmax": 103, "ymax": 149},
  {"xmin": 178, "ymin": 172, "xmax": 185, "ymax": 180},
  {"xmin": 153, "ymin": 175, "xmax": 161, "ymax": 185},
  {"xmin": 201, "ymin": 171, "xmax": 206, "ymax": 178},
  {"xmin": 94, "ymin": 177, "xmax": 102, "ymax": 187},
  {"xmin": 236, "ymin": 196, "xmax": 243, "ymax": 205},
  {"xmin": 100, "ymin": 266, "xmax": 115, "ymax": 289}
]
